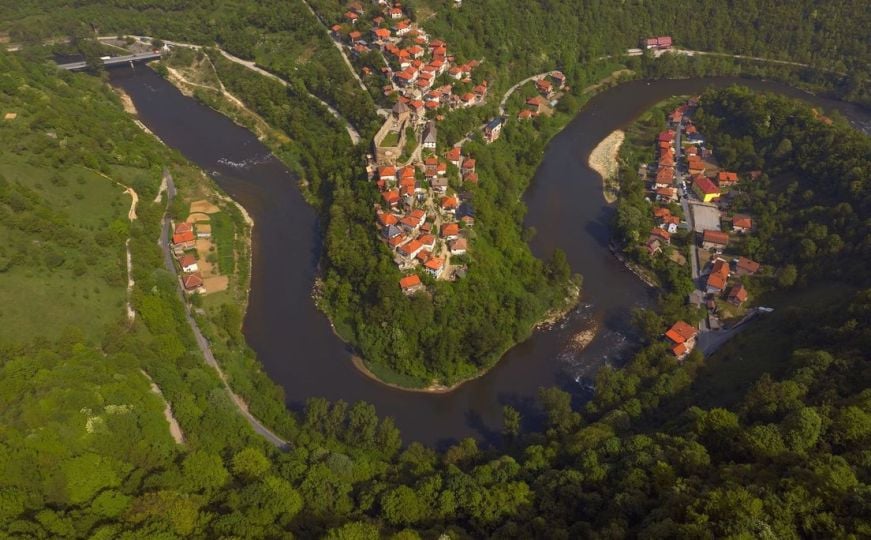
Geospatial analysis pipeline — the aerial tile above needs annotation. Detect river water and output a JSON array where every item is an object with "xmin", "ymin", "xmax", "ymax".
[{"xmin": 110, "ymin": 68, "xmax": 870, "ymax": 447}]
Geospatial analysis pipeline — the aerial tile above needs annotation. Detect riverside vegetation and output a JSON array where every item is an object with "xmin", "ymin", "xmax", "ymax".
[{"xmin": 0, "ymin": 1, "xmax": 870, "ymax": 537}]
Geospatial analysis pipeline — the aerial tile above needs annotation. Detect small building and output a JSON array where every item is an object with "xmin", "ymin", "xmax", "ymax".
[
  {"xmin": 649, "ymin": 227, "xmax": 671, "ymax": 245},
  {"xmin": 399, "ymin": 274, "xmax": 424, "ymax": 294},
  {"xmin": 701, "ymin": 229, "xmax": 729, "ymax": 251},
  {"xmin": 445, "ymin": 147, "xmax": 462, "ymax": 168},
  {"xmin": 483, "ymin": 117, "xmax": 503, "ymax": 143},
  {"xmin": 421, "ymin": 121, "xmax": 437, "ymax": 150},
  {"xmin": 195, "ymin": 224, "xmax": 212, "ymax": 238},
  {"xmin": 398, "ymin": 239, "xmax": 425, "ymax": 259},
  {"xmin": 642, "ymin": 36, "xmax": 673, "ymax": 50},
  {"xmin": 727, "ymin": 283, "xmax": 748, "ymax": 306}
]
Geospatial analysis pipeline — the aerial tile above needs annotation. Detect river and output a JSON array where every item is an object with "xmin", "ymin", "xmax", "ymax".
[{"xmin": 110, "ymin": 68, "xmax": 871, "ymax": 447}]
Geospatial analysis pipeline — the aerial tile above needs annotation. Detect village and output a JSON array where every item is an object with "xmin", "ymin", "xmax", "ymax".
[{"xmin": 640, "ymin": 95, "xmax": 765, "ymax": 360}]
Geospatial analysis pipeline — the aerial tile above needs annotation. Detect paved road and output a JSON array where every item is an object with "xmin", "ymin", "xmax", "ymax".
[
  {"xmin": 159, "ymin": 169, "xmax": 289, "ymax": 449},
  {"xmin": 674, "ymin": 116, "xmax": 700, "ymax": 282},
  {"xmin": 698, "ymin": 308, "xmax": 759, "ymax": 355}
]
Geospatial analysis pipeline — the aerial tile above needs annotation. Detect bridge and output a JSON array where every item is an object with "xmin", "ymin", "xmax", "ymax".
[{"xmin": 58, "ymin": 52, "xmax": 162, "ymax": 71}]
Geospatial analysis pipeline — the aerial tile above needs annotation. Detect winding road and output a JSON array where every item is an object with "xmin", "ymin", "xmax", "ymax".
[
  {"xmin": 499, "ymin": 71, "xmax": 553, "ymax": 116},
  {"xmin": 298, "ymin": 0, "xmax": 369, "ymax": 95},
  {"xmin": 158, "ymin": 168, "xmax": 289, "ymax": 449}
]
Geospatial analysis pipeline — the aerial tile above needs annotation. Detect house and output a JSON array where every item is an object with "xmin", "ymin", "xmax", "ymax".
[
  {"xmin": 399, "ymin": 274, "xmax": 424, "ymax": 294},
  {"xmin": 431, "ymin": 176, "xmax": 449, "ymax": 192},
  {"xmin": 422, "ymin": 121, "xmax": 437, "ymax": 149},
  {"xmin": 649, "ymin": 227, "xmax": 671, "ymax": 245},
  {"xmin": 685, "ymin": 145, "xmax": 698, "ymax": 157},
  {"xmin": 664, "ymin": 320, "xmax": 696, "ymax": 359},
  {"xmin": 526, "ymin": 96, "xmax": 547, "ymax": 114},
  {"xmin": 400, "ymin": 215, "xmax": 422, "ymax": 232},
  {"xmin": 656, "ymin": 187, "xmax": 677, "ymax": 201},
  {"xmin": 372, "ymin": 28, "xmax": 391, "ymax": 41},
  {"xmin": 717, "ymin": 171, "xmax": 739, "ymax": 187},
  {"xmin": 389, "ymin": 7, "xmax": 403, "ymax": 19},
  {"xmin": 484, "ymin": 117, "xmax": 503, "ymax": 143},
  {"xmin": 174, "ymin": 222, "xmax": 193, "ymax": 236},
  {"xmin": 394, "ymin": 20, "xmax": 411, "ymax": 36},
  {"xmin": 382, "ymin": 189, "xmax": 400, "ymax": 207},
  {"xmin": 449, "ymin": 237, "xmax": 467, "ymax": 255},
  {"xmin": 518, "ymin": 109, "xmax": 535, "ymax": 120},
  {"xmin": 441, "ymin": 222, "xmax": 459, "ymax": 240},
  {"xmin": 445, "ymin": 147, "xmax": 462, "ymax": 168},
  {"xmin": 727, "ymin": 283, "xmax": 748, "ymax": 306},
  {"xmin": 732, "ymin": 214, "xmax": 752, "ymax": 233},
  {"xmin": 388, "ymin": 233, "xmax": 409, "ymax": 249},
  {"xmin": 657, "ymin": 130, "xmax": 675, "ymax": 145},
  {"xmin": 735, "ymin": 256, "xmax": 761, "ymax": 276},
  {"xmin": 179, "ymin": 254, "xmax": 199, "ymax": 273},
  {"xmin": 441, "ymin": 196, "xmax": 459, "ymax": 213},
  {"xmin": 654, "ymin": 168, "xmax": 675, "ymax": 188},
  {"xmin": 461, "ymin": 215, "xmax": 475, "ymax": 227},
  {"xmin": 379, "ymin": 166, "xmax": 397, "ymax": 182},
  {"xmin": 344, "ymin": 11, "xmax": 359, "ymax": 23},
  {"xmin": 348, "ymin": 30, "xmax": 363, "ymax": 43},
  {"xmin": 382, "ymin": 224, "xmax": 402, "ymax": 239},
  {"xmin": 461, "ymin": 158, "xmax": 476, "ymax": 176},
  {"xmin": 182, "ymin": 272, "xmax": 205, "ymax": 293},
  {"xmin": 463, "ymin": 172, "xmax": 478, "ymax": 183},
  {"xmin": 377, "ymin": 212, "xmax": 399, "ymax": 227},
  {"xmin": 398, "ymin": 239, "xmax": 425, "ymax": 259},
  {"xmin": 706, "ymin": 259, "xmax": 730, "ymax": 294},
  {"xmin": 701, "ymin": 229, "xmax": 729, "ymax": 251},
  {"xmin": 536, "ymin": 78, "xmax": 553, "ymax": 97},
  {"xmin": 424, "ymin": 257, "xmax": 445, "ymax": 277},
  {"xmin": 419, "ymin": 234, "xmax": 436, "ymax": 251},
  {"xmin": 687, "ymin": 157, "xmax": 706, "ymax": 176},
  {"xmin": 692, "ymin": 175, "xmax": 721, "ymax": 202},
  {"xmin": 171, "ymin": 230, "xmax": 196, "ymax": 253},
  {"xmin": 549, "ymin": 70, "xmax": 566, "ymax": 89},
  {"xmin": 646, "ymin": 238, "xmax": 662, "ymax": 256},
  {"xmin": 641, "ymin": 35, "xmax": 673, "ymax": 50}
]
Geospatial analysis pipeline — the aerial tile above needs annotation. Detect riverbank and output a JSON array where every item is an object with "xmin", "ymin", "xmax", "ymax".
[{"xmin": 588, "ymin": 129, "xmax": 624, "ymax": 204}]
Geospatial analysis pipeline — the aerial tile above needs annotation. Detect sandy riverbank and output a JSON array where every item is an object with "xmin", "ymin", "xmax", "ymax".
[{"xmin": 588, "ymin": 129, "xmax": 625, "ymax": 204}]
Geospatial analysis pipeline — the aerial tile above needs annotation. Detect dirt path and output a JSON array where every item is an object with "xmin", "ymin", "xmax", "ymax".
[
  {"xmin": 588, "ymin": 129, "xmax": 625, "ymax": 204},
  {"xmin": 141, "ymin": 370, "xmax": 185, "ymax": 444}
]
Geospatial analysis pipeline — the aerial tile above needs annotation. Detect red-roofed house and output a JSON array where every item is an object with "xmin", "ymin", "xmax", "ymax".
[
  {"xmin": 448, "ymin": 237, "xmax": 467, "ymax": 255},
  {"xmin": 399, "ymin": 274, "xmax": 423, "ymax": 294},
  {"xmin": 650, "ymin": 227, "xmax": 671, "ymax": 244},
  {"xmin": 172, "ymin": 230, "xmax": 196, "ymax": 253},
  {"xmin": 441, "ymin": 222, "xmax": 459, "ymax": 240},
  {"xmin": 693, "ymin": 175, "xmax": 721, "ymax": 202},
  {"xmin": 701, "ymin": 229, "xmax": 729, "ymax": 250},
  {"xmin": 735, "ymin": 256, "xmax": 760, "ymax": 276},
  {"xmin": 461, "ymin": 158, "xmax": 476, "ymax": 175},
  {"xmin": 717, "ymin": 171, "xmax": 739, "ymax": 187},
  {"xmin": 379, "ymin": 166, "xmax": 397, "ymax": 182},
  {"xmin": 664, "ymin": 320, "xmax": 696, "ymax": 359},
  {"xmin": 398, "ymin": 239, "xmax": 425, "ymax": 259},
  {"xmin": 706, "ymin": 259, "xmax": 730, "ymax": 294},
  {"xmin": 382, "ymin": 189, "xmax": 400, "ymax": 207},
  {"xmin": 179, "ymin": 254, "xmax": 199, "ymax": 273},
  {"xmin": 182, "ymin": 272, "xmax": 205, "ymax": 293},
  {"xmin": 732, "ymin": 214, "xmax": 752, "ymax": 233},
  {"xmin": 424, "ymin": 257, "xmax": 444, "ymax": 277},
  {"xmin": 727, "ymin": 284, "xmax": 748, "ymax": 306}
]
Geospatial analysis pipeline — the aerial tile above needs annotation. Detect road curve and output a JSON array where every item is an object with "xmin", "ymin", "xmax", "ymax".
[{"xmin": 158, "ymin": 169, "xmax": 289, "ymax": 449}]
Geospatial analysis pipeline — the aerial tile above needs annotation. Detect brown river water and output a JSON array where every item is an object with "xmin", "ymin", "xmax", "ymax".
[{"xmin": 110, "ymin": 67, "xmax": 870, "ymax": 447}]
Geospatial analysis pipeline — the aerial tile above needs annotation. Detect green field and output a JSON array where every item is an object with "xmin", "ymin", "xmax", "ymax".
[
  {"xmin": 0, "ymin": 156, "xmax": 129, "ymax": 343},
  {"xmin": 209, "ymin": 211, "xmax": 235, "ymax": 275}
]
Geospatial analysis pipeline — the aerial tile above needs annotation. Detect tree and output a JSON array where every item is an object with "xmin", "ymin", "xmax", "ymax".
[
  {"xmin": 777, "ymin": 264, "xmax": 798, "ymax": 288},
  {"xmin": 381, "ymin": 486, "xmax": 426, "ymax": 526},
  {"xmin": 502, "ymin": 405, "xmax": 521, "ymax": 439},
  {"xmin": 182, "ymin": 451, "xmax": 229, "ymax": 492},
  {"xmin": 232, "ymin": 447, "xmax": 271, "ymax": 480}
]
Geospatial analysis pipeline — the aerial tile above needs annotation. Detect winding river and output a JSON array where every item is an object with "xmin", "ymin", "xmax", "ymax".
[{"xmin": 110, "ymin": 68, "xmax": 871, "ymax": 447}]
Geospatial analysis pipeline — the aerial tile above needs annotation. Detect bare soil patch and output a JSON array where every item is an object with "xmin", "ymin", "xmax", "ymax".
[{"xmin": 588, "ymin": 129, "xmax": 625, "ymax": 203}]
